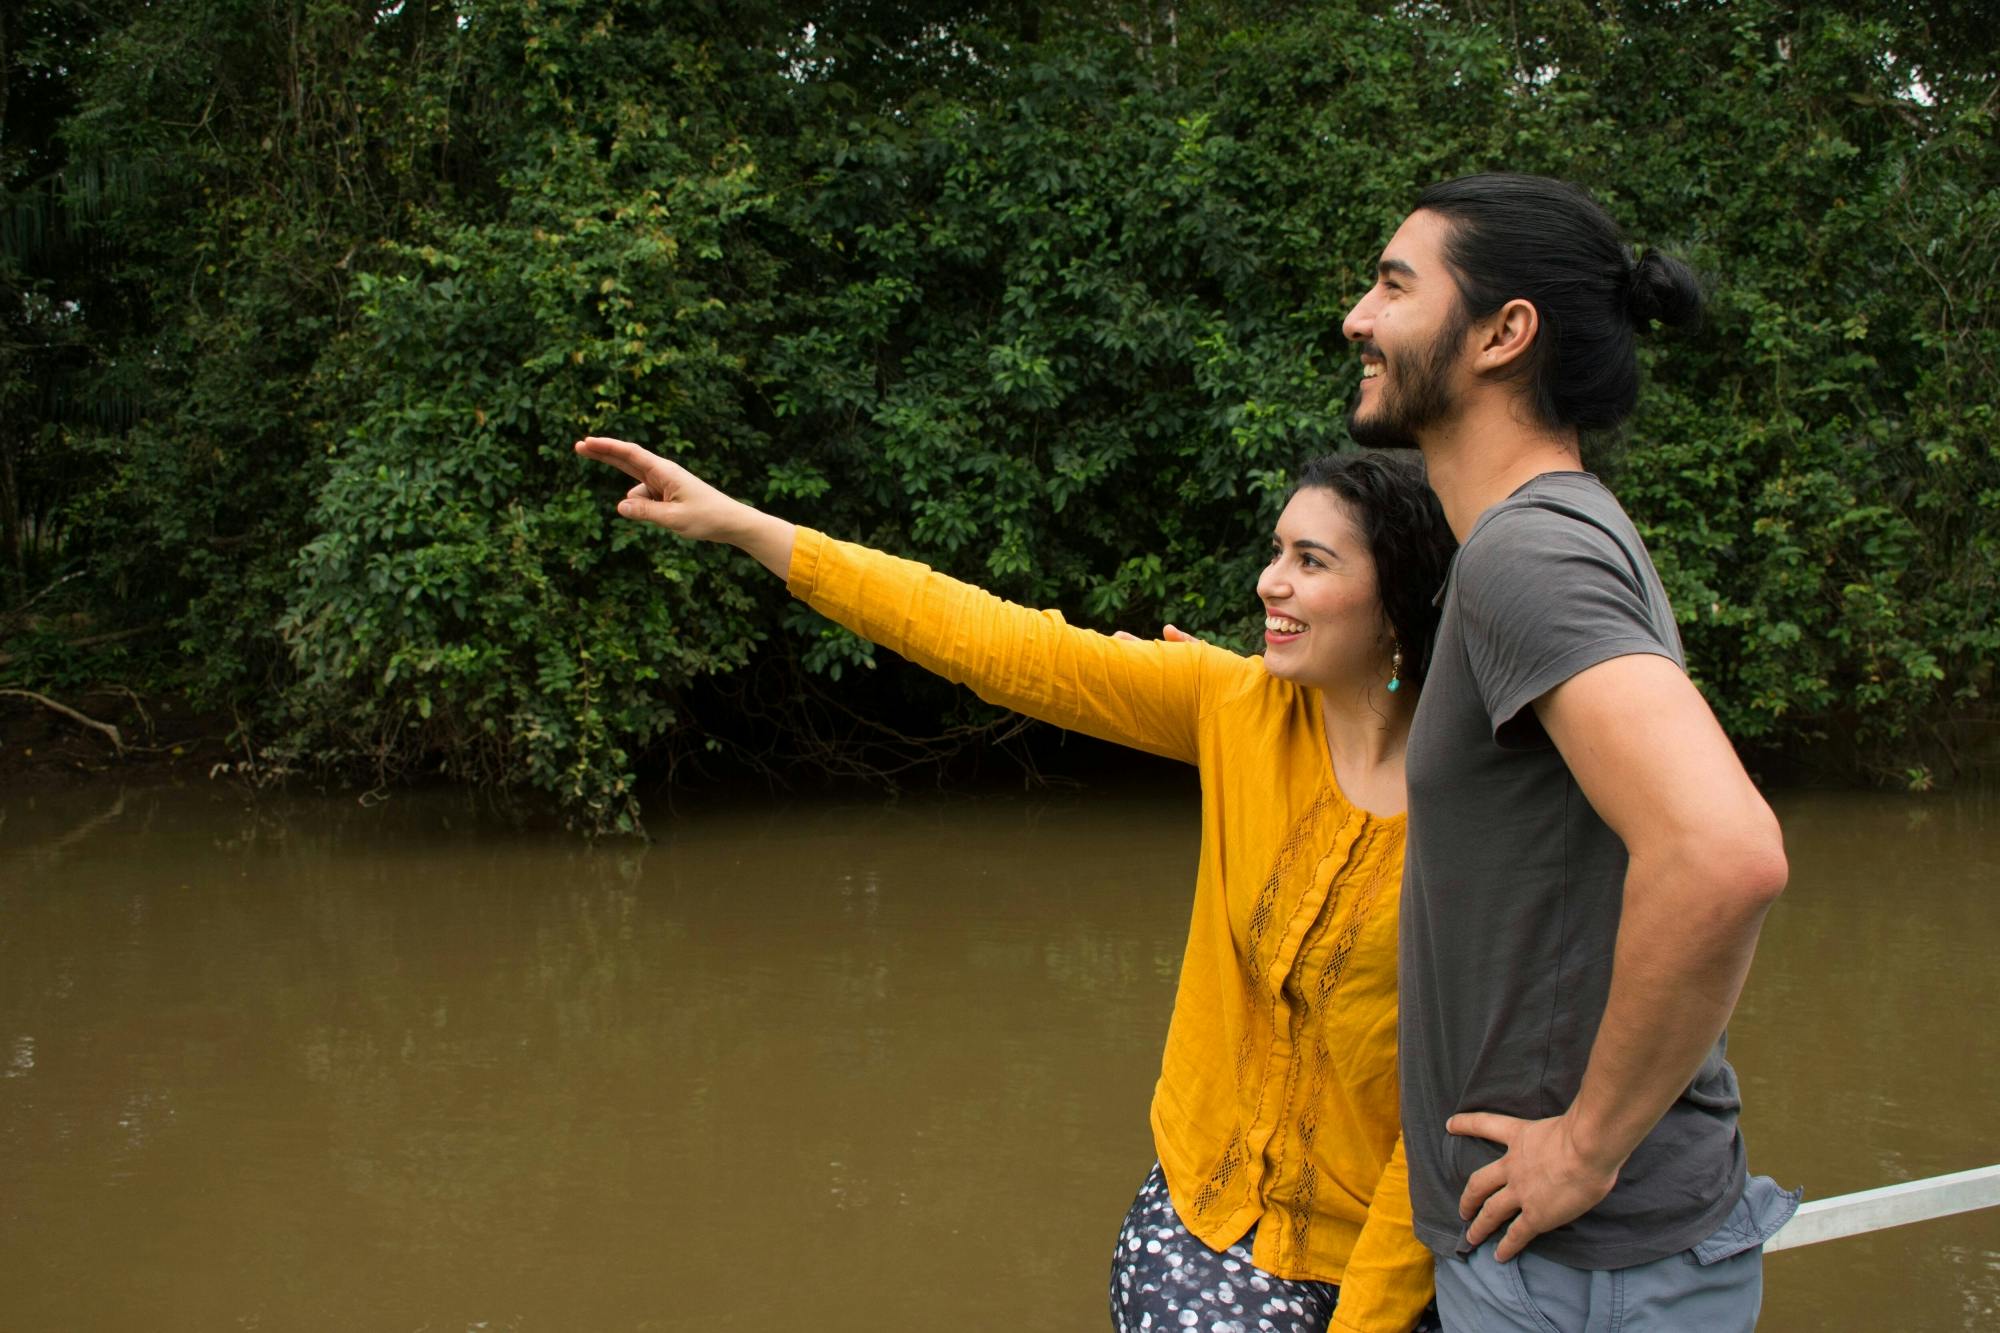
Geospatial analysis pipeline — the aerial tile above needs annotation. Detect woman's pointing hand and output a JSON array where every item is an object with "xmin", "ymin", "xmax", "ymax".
[{"xmin": 575, "ymin": 436, "xmax": 797, "ymax": 578}]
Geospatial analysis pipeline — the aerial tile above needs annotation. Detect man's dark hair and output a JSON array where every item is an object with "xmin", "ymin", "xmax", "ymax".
[
  {"xmin": 1290, "ymin": 451, "xmax": 1456, "ymax": 690},
  {"xmin": 1415, "ymin": 173, "xmax": 1702, "ymax": 432}
]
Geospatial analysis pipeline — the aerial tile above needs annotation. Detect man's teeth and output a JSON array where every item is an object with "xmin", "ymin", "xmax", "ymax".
[
  {"xmin": 1266, "ymin": 616, "xmax": 1308, "ymax": 635},
  {"xmin": 1361, "ymin": 363, "xmax": 1383, "ymax": 379}
]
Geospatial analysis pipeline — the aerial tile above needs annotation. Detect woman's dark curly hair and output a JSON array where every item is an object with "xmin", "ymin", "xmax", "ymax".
[{"xmin": 1288, "ymin": 451, "xmax": 1456, "ymax": 690}]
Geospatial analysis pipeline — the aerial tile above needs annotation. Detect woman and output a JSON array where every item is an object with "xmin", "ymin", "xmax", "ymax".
[{"xmin": 576, "ymin": 435, "xmax": 1454, "ymax": 1333}]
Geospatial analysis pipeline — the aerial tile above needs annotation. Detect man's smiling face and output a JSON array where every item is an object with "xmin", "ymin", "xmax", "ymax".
[{"xmin": 1341, "ymin": 209, "xmax": 1473, "ymax": 450}]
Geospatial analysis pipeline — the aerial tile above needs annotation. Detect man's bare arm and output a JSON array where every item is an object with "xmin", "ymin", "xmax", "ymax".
[{"xmin": 1452, "ymin": 652, "xmax": 1787, "ymax": 1260}]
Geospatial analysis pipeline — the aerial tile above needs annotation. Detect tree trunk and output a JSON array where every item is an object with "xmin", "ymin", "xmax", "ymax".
[{"xmin": 0, "ymin": 435, "xmax": 23, "ymax": 605}]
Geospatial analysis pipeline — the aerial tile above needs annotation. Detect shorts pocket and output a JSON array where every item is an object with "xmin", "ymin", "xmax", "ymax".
[
  {"xmin": 1503, "ymin": 1248, "xmax": 1585, "ymax": 1333},
  {"xmin": 1690, "ymin": 1174, "xmax": 1803, "ymax": 1266}
]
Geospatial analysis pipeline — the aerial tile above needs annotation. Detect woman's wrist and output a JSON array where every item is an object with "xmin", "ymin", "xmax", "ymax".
[{"xmin": 730, "ymin": 507, "xmax": 797, "ymax": 580}]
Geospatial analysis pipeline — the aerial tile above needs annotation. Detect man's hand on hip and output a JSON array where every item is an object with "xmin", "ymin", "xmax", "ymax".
[{"xmin": 1448, "ymin": 1110, "xmax": 1622, "ymax": 1262}]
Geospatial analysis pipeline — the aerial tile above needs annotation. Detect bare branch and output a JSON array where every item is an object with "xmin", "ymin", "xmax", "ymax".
[{"xmin": 0, "ymin": 688, "xmax": 125, "ymax": 752}]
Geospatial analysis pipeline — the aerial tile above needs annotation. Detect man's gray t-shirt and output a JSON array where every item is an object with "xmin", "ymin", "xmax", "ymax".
[{"xmin": 1401, "ymin": 471, "xmax": 1748, "ymax": 1269}]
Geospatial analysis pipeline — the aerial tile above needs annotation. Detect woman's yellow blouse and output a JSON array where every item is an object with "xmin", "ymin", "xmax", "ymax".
[{"xmin": 789, "ymin": 530, "xmax": 1434, "ymax": 1333}]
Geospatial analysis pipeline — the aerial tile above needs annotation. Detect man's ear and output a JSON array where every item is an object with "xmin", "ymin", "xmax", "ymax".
[{"xmin": 1474, "ymin": 298, "xmax": 1539, "ymax": 375}]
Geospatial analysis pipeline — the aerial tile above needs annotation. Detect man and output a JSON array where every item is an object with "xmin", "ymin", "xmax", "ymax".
[{"xmin": 1341, "ymin": 174, "xmax": 1797, "ymax": 1331}]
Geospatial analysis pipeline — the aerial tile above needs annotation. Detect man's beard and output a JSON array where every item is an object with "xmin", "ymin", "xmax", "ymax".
[{"xmin": 1345, "ymin": 314, "xmax": 1466, "ymax": 450}]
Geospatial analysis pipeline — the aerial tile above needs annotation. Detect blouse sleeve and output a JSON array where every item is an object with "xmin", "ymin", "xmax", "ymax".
[
  {"xmin": 1328, "ymin": 1135, "xmax": 1436, "ymax": 1333},
  {"xmin": 787, "ymin": 528, "xmax": 1245, "ymax": 765}
]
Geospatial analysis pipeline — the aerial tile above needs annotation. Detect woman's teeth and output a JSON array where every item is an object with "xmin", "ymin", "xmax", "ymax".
[{"xmin": 1266, "ymin": 615, "xmax": 1308, "ymax": 635}]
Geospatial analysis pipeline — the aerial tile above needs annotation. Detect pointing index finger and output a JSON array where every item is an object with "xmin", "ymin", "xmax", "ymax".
[{"xmin": 575, "ymin": 436, "xmax": 659, "ymax": 486}]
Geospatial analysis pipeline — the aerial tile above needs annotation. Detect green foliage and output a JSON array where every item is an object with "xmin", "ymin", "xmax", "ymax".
[
  {"xmin": 1578, "ymin": 1, "xmax": 2000, "ymax": 777},
  {"xmin": 6, "ymin": 0, "xmax": 1996, "ymax": 823},
  {"xmin": 279, "ymin": 4, "xmax": 782, "ymax": 829}
]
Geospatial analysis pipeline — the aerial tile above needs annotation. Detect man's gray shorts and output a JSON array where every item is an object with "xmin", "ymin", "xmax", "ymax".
[{"xmin": 1433, "ymin": 1176, "xmax": 1800, "ymax": 1332}]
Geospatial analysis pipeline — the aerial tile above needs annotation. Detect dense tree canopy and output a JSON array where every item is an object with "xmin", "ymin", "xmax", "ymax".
[{"xmin": 4, "ymin": 0, "xmax": 1995, "ymax": 828}]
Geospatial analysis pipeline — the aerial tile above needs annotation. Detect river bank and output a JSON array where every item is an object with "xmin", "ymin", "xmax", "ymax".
[{"xmin": 0, "ymin": 688, "xmax": 237, "ymax": 793}]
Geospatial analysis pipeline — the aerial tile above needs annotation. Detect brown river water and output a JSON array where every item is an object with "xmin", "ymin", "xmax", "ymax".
[{"xmin": 1, "ymin": 776, "xmax": 1995, "ymax": 1332}]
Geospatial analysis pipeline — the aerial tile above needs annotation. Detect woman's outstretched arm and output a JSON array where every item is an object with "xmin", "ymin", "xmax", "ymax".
[{"xmin": 576, "ymin": 436, "xmax": 1235, "ymax": 764}]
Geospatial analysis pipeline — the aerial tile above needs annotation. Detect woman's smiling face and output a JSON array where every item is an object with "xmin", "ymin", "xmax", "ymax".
[{"xmin": 1255, "ymin": 487, "xmax": 1392, "ymax": 691}]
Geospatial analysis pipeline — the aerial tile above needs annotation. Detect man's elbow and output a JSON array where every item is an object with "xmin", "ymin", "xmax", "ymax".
[
  {"xmin": 1715, "ymin": 814, "xmax": 1788, "ymax": 911},
  {"xmin": 1733, "ymin": 842, "xmax": 1788, "ymax": 910},
  {"xmin": 1649, "ymin": 810, "xmax": 1787, "ymax": 915}
]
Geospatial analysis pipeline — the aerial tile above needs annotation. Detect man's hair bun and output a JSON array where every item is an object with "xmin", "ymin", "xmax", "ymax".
[{"xmin": 1627, "ymin": 249, "xmax": 1703, "ymax": 333}]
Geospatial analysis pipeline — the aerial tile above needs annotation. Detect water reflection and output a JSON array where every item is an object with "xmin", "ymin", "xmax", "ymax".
[{"xmin": 0, "ymin": 779, "xmax": 1995, "ymax": 1331}]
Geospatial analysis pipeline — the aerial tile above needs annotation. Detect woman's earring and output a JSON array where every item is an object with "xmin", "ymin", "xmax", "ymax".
[{"xmin": 1387, "ymin": 643, "xmax": 1404, "ymax": 694}]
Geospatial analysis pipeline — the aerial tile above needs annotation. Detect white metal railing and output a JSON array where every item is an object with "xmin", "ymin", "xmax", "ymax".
[{"xmin": 1764, "ymin": 1163, "xmax": 2000, "ymax": 1253}]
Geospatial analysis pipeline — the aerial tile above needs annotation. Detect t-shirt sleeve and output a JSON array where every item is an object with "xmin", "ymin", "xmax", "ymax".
[{"xmin": 1455, "ymin": 505, "xmax": 1682, "ymax": 749}]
